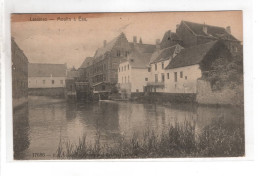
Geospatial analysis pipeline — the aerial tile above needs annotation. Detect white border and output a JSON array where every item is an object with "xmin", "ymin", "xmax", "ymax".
[{"xmin": 1, "ymin": 0, "xmax": 259, "ymax": 176}]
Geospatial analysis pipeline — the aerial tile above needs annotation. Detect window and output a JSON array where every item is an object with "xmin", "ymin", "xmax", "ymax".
[
  {"xmin": 60, "ymin": 80, "xmax": 63, "ymax": 84},
  {"xmin": 167, "ymin": 73, "xmax": 169, "ymax": 79},
  {"xmin": 155, "ymin": 63, "xmax": 157, "ymax": 71},
  {"xmin": 185, "ymin": 76, "xmax": 187, "ymax": 80},
  {"xmin": 52, "ymin": 80, "xmax": 55, "ymax": 84},
  {"xmin": 162, "ymin": 62, "xmax": 164, "ymax": 69},
  {"xmin": 136, "ymin": 89, "xmax": 139, "ymax": 92},
  {"xmin": 145, "ymin": 78, "xmax": 148, "ymax": 81},
  {"xmin": 119, "ymin": 67, "xmax": 120, "ymax": 72},
  {"xmin": 148, "ymin": 68, "xmax": 151, "ymax": 72},
  {"xmin": 122, "ymin": 77, "xmax": 123, "ymax": 83},
  {"xmin": 174, "ymin": 72, "xmax": 177, "ymax": 82},
  {"xmin": 161, "ymin": 73, "xmax": 165, "ymax": 82},
  {"xmin": 180, "ymin": 71, "xmax": 183, "ymax": 78},
  {"xmin": 155, "ymin": 74, "xmax": 158, "ymax": 82},
  {"xmin": 128, "ymin": 64, "xmax": 129, "ymax": 70},
  {"xmin": 43, "ymin": 80, "xmax": 45, "ymax": 84},
  {"xmin": 117, "ymin": 50, "xmax": 121, "ymax": 57},
  {"xmin": 128, "ymin": 76, "xmax": 130, "ymax": 83}
]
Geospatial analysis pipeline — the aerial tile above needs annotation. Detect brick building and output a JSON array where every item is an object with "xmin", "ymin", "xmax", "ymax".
[
  {"xmin": 175, "ymin": 21, "xmax": 242, "ymax": 56},
  {"xmin": 11, "ymin": 37, "xmax": 29, "ymax": 108}
]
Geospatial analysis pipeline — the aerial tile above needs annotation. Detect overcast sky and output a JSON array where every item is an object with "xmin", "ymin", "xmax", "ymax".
[{"xmin": 11, "ymin": 11, "xmax": 242, "ymax": 68}]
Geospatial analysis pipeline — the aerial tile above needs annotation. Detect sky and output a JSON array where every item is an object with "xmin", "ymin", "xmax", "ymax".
[{"xmin": 11, "ymin": 11, "xmax": 243, "ymax": 68}]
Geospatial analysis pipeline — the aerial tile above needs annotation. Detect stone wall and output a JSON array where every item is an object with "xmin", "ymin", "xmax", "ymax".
[
  {"xmin": 28, "ymin": 88, "xmax": 65, "ymax": 98},
  {"xmin": 196, "ymin": 79, "xmax": 243, "ymax": 105}
]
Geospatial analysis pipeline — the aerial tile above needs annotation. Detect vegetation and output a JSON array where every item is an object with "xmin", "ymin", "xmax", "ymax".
[
  {"xmin": 207, "ymin": 54, "xmax": 243, "ymax": 91},
  {"xmin": 56, "ymin": 118, "xmax": 244, "ymax": 159}
]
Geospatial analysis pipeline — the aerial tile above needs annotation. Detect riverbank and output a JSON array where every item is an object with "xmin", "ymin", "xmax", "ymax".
[{"xmin": 56, "ymin": 118, "xmax": 244, "ymax": 159}]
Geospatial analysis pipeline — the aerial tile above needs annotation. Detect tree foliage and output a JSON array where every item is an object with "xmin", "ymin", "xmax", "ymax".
[{"xmin": 207, "ymin": 54, "xmax": 243, "ymax": 91}]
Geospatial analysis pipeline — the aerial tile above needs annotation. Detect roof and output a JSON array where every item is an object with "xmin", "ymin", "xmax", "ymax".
[
  {"xmin": 129, "ymin": 51, "xmax": 153, "ymax": 69},
  {"xmin": 67, "ymin": 70, "xmax": 79, "ymax": 78},
  {"xmin": 150, "ymin": 44, "xmax": 182, "ymax": 64},
  {"xmin": 129, "ymin": 42, "xmax": 156, "ymax": 54},
  {"xmin": 94, "ymin": 32, "xmax": 127, "ymax": 58},
  {"xmin": 79, "ymin": 57, "xmax": 93, "ymax": 69},
  {"xmin": 28, "ymin": 63, "xmax": 67, "ymax": 77},
  {"xmin": 165, "ymin": 41, "xmax": 218, "ymax": 69},
  {"xmin": 182, "ymin": 21, "xmax": 238, "ymax": 41}
]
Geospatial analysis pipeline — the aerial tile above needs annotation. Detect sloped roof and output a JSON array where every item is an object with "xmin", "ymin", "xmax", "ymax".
[
  {"xmin": 128, "ymin": 50, "xmax": 153, "ymax": 69},
  {"xmin": 165, "ymin": 41, "xmax": 218, "ymax": 69},
  {"xmin": 79, "ymin": 57, "xmax": 93, "ymax": 69},
  {"xmin": 67, "ymin": 70, "xmax": 79, "ymax": 78},
  {"xmin": 129, "ymin": 42, "xmax": 156, "ymax": 54},
  {"xmin": 28, "ymin": 63, "xmax": 67, "ymax": 77},
  {"xmin": 150, "ymin": 44, "xmax": 181, "ymax": 64},
  {"xmin": 182, "ymin": 21, "xmax": 238, "ymax": 41},
  {"xmin": 94, "ymin": 33, "xmax": 127, "ymax": 58}
]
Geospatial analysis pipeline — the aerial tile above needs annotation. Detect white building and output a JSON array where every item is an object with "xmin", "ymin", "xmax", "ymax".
[
  {"xmin": 28, "ymin": 63, "xmax": 67, "ymax": 88},
  {"xmin": 118, "ymin": 49, "xmax": 153, "ymax": 98},
  {"xmin": 147, "ymin": 44, "xmax": 183, "ymax": 93},
  {"xmin": 164, "ymin": 40, "xmax": 231, "ymax": 94}
]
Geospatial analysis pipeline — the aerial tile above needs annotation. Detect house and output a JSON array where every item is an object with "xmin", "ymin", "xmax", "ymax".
[
  {"xmin": 28, "ymin": 63, "xmax": 67, "ymax": 88},
  {"xmin": 118, "ymin": 48, "xmax": 154, "ymax": 98},
  {"xmin": 91, "ymin": 32, "xmax": 132, "ymax": 92},
  {"xmin": 164, "ymin": 40, "xmax": 232, "ymax": 94},
  {"xmin": 147, "ymin": 43, "xmax": 183, "ymax": 93},
  {"xmin": 11, "ymin": 37, "xmax": 29, "ymax": 108},
  {"xmin": 175, "ymin": 21, "xmax": 242, "ymax": 55}
]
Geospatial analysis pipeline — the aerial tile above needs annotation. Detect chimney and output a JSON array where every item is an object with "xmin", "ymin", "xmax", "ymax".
[
  {"xmin": 203, "ymin": 23, "xmax": 207, "ymax": 34},
  {"xmin": 133, "ymin": 36, "xmax": 137, "ymax": 43},
  {"xmin": 226, "ymin": 26, "xmax": 231, "ymax": 34},
  {"xmin": 103, "ymin": 40, "xmax": 107, "ymax": 47},
  {"xmin": 139, "ymin": 37, "xmax": 143, "ymax": 44},
  {"xmin": 156, "ymin": 39, "xmax": 160, "ymax": 50}
]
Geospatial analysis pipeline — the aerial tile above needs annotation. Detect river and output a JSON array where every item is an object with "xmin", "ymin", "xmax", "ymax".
[{"xmin": 13, "ymin": 96, "xmax": 244, "ymax": 160}]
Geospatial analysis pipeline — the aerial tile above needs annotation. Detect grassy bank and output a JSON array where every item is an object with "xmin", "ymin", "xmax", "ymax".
[{"xmin": 56, "ymin": 118, "xmax": 244, "ymax": 159}]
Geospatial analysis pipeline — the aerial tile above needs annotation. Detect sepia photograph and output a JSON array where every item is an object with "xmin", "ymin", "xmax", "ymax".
[{"xmin": 11, "ymin": 11, "xmax": 244, "ymax": 160}]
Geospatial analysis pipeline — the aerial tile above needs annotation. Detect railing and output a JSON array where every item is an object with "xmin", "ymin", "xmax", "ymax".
[{"xmin": 146, "ymin": 82, "xmax": 165, "ymax": 87}]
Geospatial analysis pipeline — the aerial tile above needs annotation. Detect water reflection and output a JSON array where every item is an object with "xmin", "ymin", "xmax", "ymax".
[{"xmin": 13, "ymin": 96, "xmax": 244, "ymax": 160}]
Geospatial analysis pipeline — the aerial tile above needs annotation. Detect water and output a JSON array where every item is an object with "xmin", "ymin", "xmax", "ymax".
[{"xmin": 13, "ymin": 96, "xmax": 244, "ymax": 160}]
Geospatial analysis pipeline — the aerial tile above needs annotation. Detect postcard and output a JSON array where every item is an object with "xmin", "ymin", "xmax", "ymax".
[{"xmin": 11, "ymin": 11, "xmax": 244, "ymax": 160}]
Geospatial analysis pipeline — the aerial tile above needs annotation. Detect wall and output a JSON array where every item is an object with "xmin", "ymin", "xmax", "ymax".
[
  {"xmin": 131, "ymin": 68, "xmax": 150, "ymax": 93},
  {"xmin": 28, "ymin": 87, "xmax": 65, "ymax": 98},
  {"xmin": 196, "ymin": 79, "xmax": 243, "ymax": 105},
  {"xmin": 164, "ymin": 64, "xmax": 202, "ymax": 93},
  {"xmin": 28, "ymin": 77, "xmax": 66, "ymax": 88},
  {"xmin": 149, "ymin": 59, "xmax": 170, "ymax": 93}
]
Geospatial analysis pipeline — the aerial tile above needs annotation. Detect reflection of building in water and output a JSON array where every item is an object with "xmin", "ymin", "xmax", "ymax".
[
  {"xmin": 12, "ymin": 37, "xmax": 29, "ymax": 108},
  {"xmin": 13, "ymin": 103, "xmax": 30, "ymax": 159}
]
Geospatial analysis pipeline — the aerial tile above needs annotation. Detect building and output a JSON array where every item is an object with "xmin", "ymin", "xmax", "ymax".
[
  {"xmin": 65, "ymin": 67, "xmax": 80, "ymax": 100},
  {"xmin": 91, "ymin": 32, "xmax": 132, "ymax": 92},
  {"xmin": 78, "ymin": 57, "xmax": 93, "ymax": 83},
  {"xmin": 28, "ymin": 63, "xmax": 67, "ymax": 97},
  {"xmin": 147, "ymin": 44, "xmax": 183, "ymax": 93},
  {"xmin": 164, "ymin": 40, "xmax": 232, "ymax": 93},
  {"xmin": 11, "ymin": 37, "xmax": 29, "ymax": 108},
  {"xmin": 28, "ymin": 63, "xmax": 67, "ymax": 88},
  {"xmin": 91, "ymin": 32, "xmax": 155, "ymax": 92},
  {"xmin": 176, "ymin": 21, "xmax": 242, "ymax": 55},
  {"xmin": 118, "ymin": 48, "xmax": 154, "ymax": 98}
]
